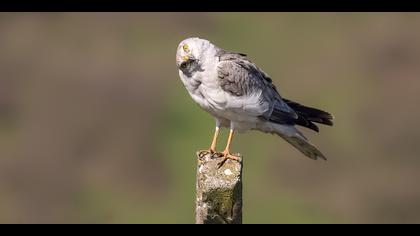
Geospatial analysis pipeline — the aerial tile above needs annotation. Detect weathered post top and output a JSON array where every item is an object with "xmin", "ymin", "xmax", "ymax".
[{"xmin": 195, "ymin": 152, "xmax": 243, "ymax": 224}]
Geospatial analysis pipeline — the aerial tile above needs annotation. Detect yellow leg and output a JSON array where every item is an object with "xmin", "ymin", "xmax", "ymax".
[
  {"xmin": 223, "ymin": 129, "xmax": 235, "ymax": 155},
  {"xmin": 197, "ymin": 127, "xmax": 220, "ymax": 158},
  {"xmin": 210, "ymin": 127, "xmax": 220, "ymax": 151},
  {"xmin": 216, "ymin": 129, "xmax": 242, "ymax": 168}
]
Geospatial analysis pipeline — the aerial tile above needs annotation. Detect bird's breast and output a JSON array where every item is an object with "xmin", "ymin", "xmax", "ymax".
[{"xmin": 181, "ymin": 70, "xmax": 263, "ymax": 125}]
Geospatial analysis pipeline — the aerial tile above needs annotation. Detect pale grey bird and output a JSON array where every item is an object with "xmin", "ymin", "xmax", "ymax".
[{"xmin": 176, "ymin": 37, "xmax": 333, "ymax": 166}]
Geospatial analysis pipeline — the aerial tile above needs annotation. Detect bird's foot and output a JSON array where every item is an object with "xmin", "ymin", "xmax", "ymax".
[
  {"xmin": 197, "ymin": 149, "xmax": 216, "ymax": 159},
  {"xmin": 214, "ymin": 151, "xmax": 242, "ymax": 169}
]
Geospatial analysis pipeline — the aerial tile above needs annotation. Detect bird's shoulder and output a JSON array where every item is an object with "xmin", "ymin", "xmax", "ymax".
[
  {"xmin": 217, "ymin": 51, "xmax": 277, "ymax": 96},
  {"xmin": 215, "ymin": 49, "xmax": 299, "ymax": 124},
  {"xmin": 215, "ymin": 50, "xmax": 278, "ymax": 97}
]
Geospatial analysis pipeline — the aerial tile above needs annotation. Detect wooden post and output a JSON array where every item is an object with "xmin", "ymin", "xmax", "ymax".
[{"xmin": 195, "ymin": 152, "xmax": 243, "ymax": 224}]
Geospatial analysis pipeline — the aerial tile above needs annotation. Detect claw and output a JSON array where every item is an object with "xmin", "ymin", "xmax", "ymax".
[
  {"xmin": 216, "ymin": 152, "xmax": 242, "ymax": 169},
  {"xmin": 197, "ymin": 149, "xmax": 215, "ymax": 159},
  {"xmin": 211, "ymin": 152, "xmax": 223, "ymax": 159}
]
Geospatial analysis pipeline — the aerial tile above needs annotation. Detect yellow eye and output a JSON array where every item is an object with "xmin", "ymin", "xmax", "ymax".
[{"xmin": 182, "ymin": 44, "xmax": 189, "ymax": 52}]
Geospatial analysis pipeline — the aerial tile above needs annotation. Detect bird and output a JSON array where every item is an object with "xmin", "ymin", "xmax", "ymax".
[{"xmin": 176, "ymin": 37, "xmax": 333, "ymax": 167}]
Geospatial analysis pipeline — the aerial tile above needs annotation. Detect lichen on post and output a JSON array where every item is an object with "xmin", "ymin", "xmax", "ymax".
[{"xmin": 195, "ymin": 152, "xmax": 243, "ymax": 224}]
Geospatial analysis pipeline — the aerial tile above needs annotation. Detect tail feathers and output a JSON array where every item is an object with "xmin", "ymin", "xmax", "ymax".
[
  {"xmin": 272, "ymin": 125, "xmax": 327, "ymax": 160},
  {"xmin": 281, "ymin": 135, "xmax": 327, "ymax": 160}
]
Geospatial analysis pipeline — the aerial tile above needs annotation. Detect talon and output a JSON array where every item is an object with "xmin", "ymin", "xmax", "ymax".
[
  {"xmin": 217, "ymin": 152, "xmax": 242, "ymax": 168},
  {"xmin": 211, "ymin": 152, "xmax": 223, "ymax": 159},
  {"xmin": 197, "ymin": 149, "xmax": 215, "ymax": 159},
  {"xmin": 217, "ymin": 159, "xmax": 227, "ymax": 168}
]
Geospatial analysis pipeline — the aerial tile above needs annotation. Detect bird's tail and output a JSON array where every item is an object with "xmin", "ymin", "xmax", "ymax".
[{"xmin": 270, "ymin": 124, "xmax": 327, "ymax": 160}]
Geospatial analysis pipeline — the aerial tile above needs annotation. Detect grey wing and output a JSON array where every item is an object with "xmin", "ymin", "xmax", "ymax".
[{"xmin": 217, "ymin": 52, "xmax": 298, "ymax": 124}]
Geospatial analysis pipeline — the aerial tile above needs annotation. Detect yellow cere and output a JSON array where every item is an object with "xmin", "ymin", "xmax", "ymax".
[{"xmin": 182, "ymin": 56, "xmax": 189, "ymax": 61}]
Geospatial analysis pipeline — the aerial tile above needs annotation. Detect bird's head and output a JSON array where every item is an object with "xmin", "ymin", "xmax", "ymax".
[{"xmin": 176, "ymin": 37, "xmax": 216, "ymax": 77}]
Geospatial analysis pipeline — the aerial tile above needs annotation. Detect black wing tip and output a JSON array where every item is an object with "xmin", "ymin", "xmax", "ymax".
[
  {"xmin": 283, "ymin": 98, "xmax": 334, "ymax": 128},
  {"xmin": 322, "ymin": 112, "xmax": 334, "ymax": 126},
  {"xmin": 304, "ymin": 110, "xmax": 334, "ymax": 127},
  {"xmin": 319, "ymin": 117, "xmax": 334, "ymax": 126},
  {"xmin": 308, "ymin": 121, "xmax": 320, "ymax": 132}
]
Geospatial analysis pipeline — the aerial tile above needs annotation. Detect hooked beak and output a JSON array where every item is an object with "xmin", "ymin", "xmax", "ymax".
[{"xmin": 182, "ymin": 55, "xmax": 190, "ymax": 62}]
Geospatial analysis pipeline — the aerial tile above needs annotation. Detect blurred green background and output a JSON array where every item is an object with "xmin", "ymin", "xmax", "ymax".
[{"xmin": 1, "ymin": 12, "xmax": 420, "ymax": 223}]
